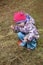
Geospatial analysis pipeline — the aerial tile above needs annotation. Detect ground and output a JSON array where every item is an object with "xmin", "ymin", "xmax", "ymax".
[{"xmin": 0, "ymin": 0, "xmax": 43, "ymax": 65}]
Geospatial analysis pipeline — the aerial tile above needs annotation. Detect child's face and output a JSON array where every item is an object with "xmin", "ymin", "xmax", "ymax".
[{"xmin": 17, "ymin": 22, "xmax": 25, "ymax": 27}]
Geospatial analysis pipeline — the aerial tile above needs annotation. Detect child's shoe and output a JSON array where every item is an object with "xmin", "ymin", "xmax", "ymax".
[{"xmin": 17, "ymin": 40, "xmax": 22, "ymax": 46}]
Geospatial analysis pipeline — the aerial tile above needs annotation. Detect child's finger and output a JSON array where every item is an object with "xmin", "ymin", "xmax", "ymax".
[
  {"xmin": 23, "ymin": 39, "xmax": 27, "ymax": 42},
  {"xmin": 24, "ymin": 36, "xmax": 27, "ymax": 40},
  {"xmin": 10, "ymin": 25, "xmax": 14, "ymax": 29}
]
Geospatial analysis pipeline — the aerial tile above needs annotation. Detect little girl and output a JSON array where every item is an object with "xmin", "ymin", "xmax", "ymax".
[{"xmin": 11, "ymin": 11, "xmax": 39, "ymax": 50}]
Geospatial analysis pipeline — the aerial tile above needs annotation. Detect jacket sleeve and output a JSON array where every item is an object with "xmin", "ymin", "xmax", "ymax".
[
  {"xmin": 13, "ymin": 26, "xmax": 20, "ymax": 32},
  {"xmin": 14, "ymin": 25, "xmax": 29, "ymax": 33},
  {"xmin": 19, "ymin": 26, "xmax": 29, "ymax": 33}
]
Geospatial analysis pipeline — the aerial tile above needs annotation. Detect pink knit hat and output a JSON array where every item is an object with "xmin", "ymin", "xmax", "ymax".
[{"xmin": 13, "ymin": 11, "xmax": 27, "ymax": 23}]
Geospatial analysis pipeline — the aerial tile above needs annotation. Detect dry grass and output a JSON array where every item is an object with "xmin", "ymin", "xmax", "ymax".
[{"xmin": 0, "ymin": 0, "xmax": 43, "ymax": 65}]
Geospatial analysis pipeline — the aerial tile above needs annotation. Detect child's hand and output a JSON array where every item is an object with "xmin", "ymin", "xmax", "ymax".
[
  {"xmin": 24, "ymin": 36, "xmax": 27, "ymax": 40},
  {"xmin": 24, "ymin": 36, "xmax": 30, "ymax": 43},
  {"xmin": 10, "ymin": 25, "xmax": 14, "ymax": 30},
  {"xmin": 24, "ymin": 36, "xmax": 28, "ymax": 42},
  {"xmin": 11, "ymin": 25, "xmax": 20, "ymax": 32}
]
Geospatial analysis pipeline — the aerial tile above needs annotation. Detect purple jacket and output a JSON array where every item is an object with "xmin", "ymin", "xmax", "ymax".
[{"xmin": 14, "ymin": 14, "xmax": 39, "ymax": 41}]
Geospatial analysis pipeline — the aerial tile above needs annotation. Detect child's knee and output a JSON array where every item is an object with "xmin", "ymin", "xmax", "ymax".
[
  {"xmin": 17, "ymin": 32, "xmax": 25, "ymax": 40},
  {"xmin": 17, "ymin": 32, "xmax": 21, "ymax": 37}
]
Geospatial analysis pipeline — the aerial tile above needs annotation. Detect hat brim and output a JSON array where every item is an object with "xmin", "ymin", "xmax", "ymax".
[{"xmin": 16, "ymin": 20, "xmax": 27, "ymax": 24}]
